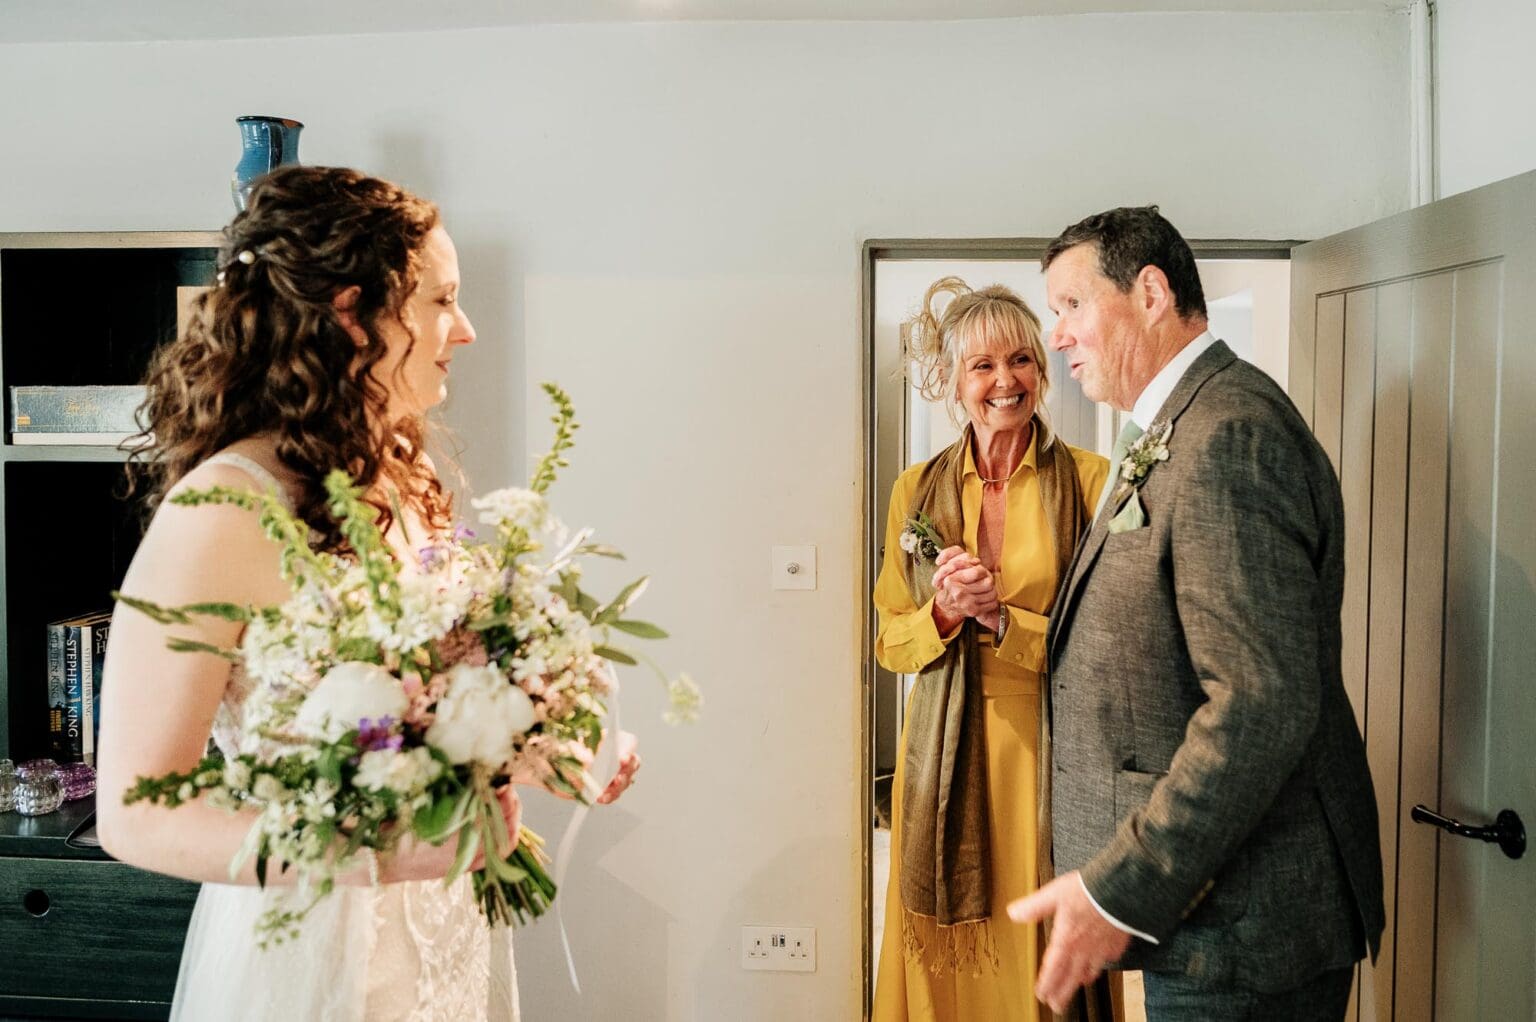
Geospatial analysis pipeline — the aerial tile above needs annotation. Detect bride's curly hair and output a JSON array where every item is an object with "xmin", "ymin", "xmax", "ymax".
[{"xmin": 128, "ymin": 165, "xmax": 453, "ymax": 553}]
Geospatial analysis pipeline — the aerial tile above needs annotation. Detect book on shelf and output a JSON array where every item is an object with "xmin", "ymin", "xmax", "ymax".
[
  {"xmin": 10, "ymin": 385, "xmax": 145, "ymax": 445},
  {"xmin": 88, "ymin": 616, "xmax": 111, "ymax": 765},
  {"xmin": 46, "ymin": 624, "xmax": 65, "ymax": 759},
  {"xmin": 46, "ymin": 610, "xmax": 112, "ymax": 764}
]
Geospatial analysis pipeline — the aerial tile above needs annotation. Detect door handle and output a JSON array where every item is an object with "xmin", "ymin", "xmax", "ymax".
[{"xmin": 1411, "ymin": 804, "xmax": 1525, "ymax": 860}]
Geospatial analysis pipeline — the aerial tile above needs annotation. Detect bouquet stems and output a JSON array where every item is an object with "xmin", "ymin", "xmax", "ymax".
[{"xmin": 474, "ymin": 825, "xmax": 557, "ymax": 927}]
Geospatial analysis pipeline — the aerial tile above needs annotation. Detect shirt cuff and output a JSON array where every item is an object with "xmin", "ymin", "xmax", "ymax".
[
  {"xmin": 994, "ymin": 605, "xmax": 1049, "ymax": 671},
  {"xmin": 1079, "ymin": 874, "xmax": 1160, "ymax": 945},
  {"xmin": 878, "ymin": 597, "xmax": 959, "ymax": 673}
]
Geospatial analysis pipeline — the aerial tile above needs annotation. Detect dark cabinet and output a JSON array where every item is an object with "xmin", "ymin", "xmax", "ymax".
[{"xmin": 0, "ymin": 233, "xmax": 218, "ymax": 1019}]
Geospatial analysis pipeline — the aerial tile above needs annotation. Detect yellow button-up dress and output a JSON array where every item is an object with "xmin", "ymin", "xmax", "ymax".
[{"xmin": 873, "ymin": 434, "xmax": 1108, "ymax": 1022}]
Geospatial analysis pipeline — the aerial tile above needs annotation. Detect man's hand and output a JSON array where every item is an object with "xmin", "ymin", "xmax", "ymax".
[{"xmin": 1008, "ymin": 871, "xmax": 1132, "ymax": 1014}]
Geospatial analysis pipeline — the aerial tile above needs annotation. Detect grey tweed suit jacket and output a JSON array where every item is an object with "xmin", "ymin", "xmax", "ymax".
[{"xmin": 1046, "ymin": 341, "xmax": 1385, "ymax": 992}]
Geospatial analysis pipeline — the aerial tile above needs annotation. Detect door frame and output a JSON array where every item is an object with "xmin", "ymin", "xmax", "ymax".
[{"xmin": 857, "ymin": 236, "xmax": 1300, "ymax": 1016}]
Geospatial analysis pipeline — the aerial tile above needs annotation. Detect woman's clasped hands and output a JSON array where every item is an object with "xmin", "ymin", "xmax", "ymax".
[{"xmin": 930, "ymin": 546, "xmax": 1002, "ymax": 634}]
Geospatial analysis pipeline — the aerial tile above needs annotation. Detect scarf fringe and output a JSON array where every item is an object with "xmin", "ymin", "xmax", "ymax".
[{"xmin": 899, "ymin": 909, "xmax": 1000, "ymax": 978}]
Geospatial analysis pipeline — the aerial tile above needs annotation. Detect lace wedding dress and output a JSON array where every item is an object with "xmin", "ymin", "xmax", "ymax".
[{"xmin": 169, "ymin": 453, "xmax": 519, "ymax": 1022}]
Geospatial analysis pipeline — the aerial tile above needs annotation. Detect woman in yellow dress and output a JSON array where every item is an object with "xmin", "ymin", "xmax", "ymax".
[{"xmin": 873, "ymin": 277, "xmax": 1111, "ymax": 1021}]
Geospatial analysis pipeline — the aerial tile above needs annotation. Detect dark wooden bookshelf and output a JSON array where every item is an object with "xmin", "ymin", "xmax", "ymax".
[{"xmin": 0, "ymin": 232, "xmax": 218, "ymax": 1020}]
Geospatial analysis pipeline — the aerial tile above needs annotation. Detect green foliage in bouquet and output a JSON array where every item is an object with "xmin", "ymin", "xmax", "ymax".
[{"xmin": 114, "ymin": 383, "xmax": 698, "ymax": 943}]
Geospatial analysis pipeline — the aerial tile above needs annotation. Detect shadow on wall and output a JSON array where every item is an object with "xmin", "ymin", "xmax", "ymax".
[
  {"xmin": 702, "ymin": 836, "xmax": 849, "ymax": 1022},
  {"xmin": 514, "ymin": 792, "xmax": 670, "ymax": 1019},
  {"xmin": 371, "ymin": 130, "xmax": 441, "ymax": 207},
  {"xmin": 364, "ymin": 128, "xmax": 527, "ymax": 496},
  {"xmin": 438, "ymin": 236, "xmax": 525, "ymax": 496}
]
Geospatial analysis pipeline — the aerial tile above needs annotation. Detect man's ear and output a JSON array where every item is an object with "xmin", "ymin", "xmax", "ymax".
[
  {"xmin": 332, "ymin": 286, "xmax": 369, "ymax": 347},
  {"xmin": 1136, "ymin": 265, "xmax": 1175, "ymax": 323}
]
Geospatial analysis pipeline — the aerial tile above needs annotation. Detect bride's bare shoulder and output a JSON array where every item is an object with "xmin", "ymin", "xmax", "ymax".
[{"xmin": 130, "ymin": 444, "xmax": 296, "ymax": 604}]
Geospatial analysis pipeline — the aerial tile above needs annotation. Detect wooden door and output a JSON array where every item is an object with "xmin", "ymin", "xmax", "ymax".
[{"xmin": 1290, "ymin": 170, "xmax": 1536, "ymax": 1021}]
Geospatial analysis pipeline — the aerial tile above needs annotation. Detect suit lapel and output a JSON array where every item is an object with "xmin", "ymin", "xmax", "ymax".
[
  {"xmin": 1048, "ymin": 341, "xmax": 1238, "ymax": 667},
  {"xmin": 1046, "ymin": 525, "xmax": 1090, "ymax": 657}
]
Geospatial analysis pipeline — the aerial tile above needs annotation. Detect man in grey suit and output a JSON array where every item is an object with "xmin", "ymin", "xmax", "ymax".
[{"xmin": 1009, "ymin": 207, "xmax": 1384, "ymax": 1019}]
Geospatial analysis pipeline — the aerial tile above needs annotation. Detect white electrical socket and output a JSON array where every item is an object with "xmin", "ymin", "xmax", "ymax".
[{"xmin": 740, "ymin": 925, "xmax": 816, "ymax": 972}]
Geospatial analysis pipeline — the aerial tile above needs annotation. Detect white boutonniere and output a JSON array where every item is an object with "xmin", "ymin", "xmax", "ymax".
[
  {"xmin": 1104, "ymin": 421, "xmax": 1173, "ymax": 533},
  {"xmin": 899, "ymin": 511, "xmax": 944, "ymax": 563},
  {"xmin": 1119, "ymin": 419, "xmax": 1173, "ymax": 486}
]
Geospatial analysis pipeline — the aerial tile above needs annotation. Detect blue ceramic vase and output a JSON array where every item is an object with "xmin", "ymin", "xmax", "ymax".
[{"xmin": 231, "ymin": 115, "xmax": 304, "ymax": 210}]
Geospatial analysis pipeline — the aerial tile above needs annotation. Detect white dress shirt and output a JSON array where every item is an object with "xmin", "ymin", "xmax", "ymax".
[{"xmin": 1130, "ymin": 330, "xmax": 1216, "ymax": 431}]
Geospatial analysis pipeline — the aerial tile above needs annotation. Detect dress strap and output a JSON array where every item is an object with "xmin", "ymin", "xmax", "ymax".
[{"xmin": 202, "ymin": 451, "xmax": 293, "ymax": 509}]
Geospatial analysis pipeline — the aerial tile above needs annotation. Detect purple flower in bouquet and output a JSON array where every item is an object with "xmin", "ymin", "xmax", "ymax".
[
  {"xmin": 418, "ymin": 544, "xmax": 449, "ymax": 573},
  {"xmin": 357, "ymin": 717, "xmax": 404, "ymax": 754}
]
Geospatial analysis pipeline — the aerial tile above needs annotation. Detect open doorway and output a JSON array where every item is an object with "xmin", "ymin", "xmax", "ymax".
[{"xmin": 859, "ymin": 239, "xmax": 1293, "ymax": 1018}]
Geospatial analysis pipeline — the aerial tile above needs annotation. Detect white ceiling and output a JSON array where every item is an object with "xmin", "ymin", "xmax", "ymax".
[{"xmin": 0, "ymin": 0, "xmax": 1408, "ymax": 45}]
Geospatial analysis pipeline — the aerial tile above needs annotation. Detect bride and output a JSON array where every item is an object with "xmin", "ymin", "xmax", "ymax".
[{"xmin": 96, "ymin": 165, "xmax": 638, "ymax": 1021}]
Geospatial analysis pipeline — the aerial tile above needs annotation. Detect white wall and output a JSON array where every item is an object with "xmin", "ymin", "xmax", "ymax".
[
  {"xmin": 0, "ymin": 15, "xmax": 1409, "ymax": 1019},
  {"xmin": 1436, "ymin": 0, "xmax": 1536, "ymax": 198},
  {"xmin": 1197, "ymin": 258, "xmax": 1291, "ymax": 386}
]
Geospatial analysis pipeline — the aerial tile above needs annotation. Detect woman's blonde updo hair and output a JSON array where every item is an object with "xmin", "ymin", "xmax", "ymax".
[
  {"xmin": 129, "ymin": 165, "xmax": 451, "ymax": 554},
  {"xmin": 900, "ymin": 276, "xmax": 1055, "ymax": 447}
]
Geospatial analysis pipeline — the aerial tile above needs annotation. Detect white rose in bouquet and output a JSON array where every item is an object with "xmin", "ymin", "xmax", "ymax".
[
  {"xmin": 355, "ymin": 746, "xmax": 443, "ymax": 796},
  {"xmin": 294, "ymin": 661, "xmax": 408, "ymax": 739},
  {"xmin": 425, "ymin": 663, "xmax": 537, "ymax": 769}
]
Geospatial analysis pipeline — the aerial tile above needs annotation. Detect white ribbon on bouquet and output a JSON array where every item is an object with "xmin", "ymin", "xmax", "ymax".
[{"xmin": 550, "ymin": 660, "xmax": 623, "ymax": 995}]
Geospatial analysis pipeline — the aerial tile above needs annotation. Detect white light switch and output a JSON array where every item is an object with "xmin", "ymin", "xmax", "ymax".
[{"xmin": 772, "ymin": 545, "xmax": 816, "ymax": 590}]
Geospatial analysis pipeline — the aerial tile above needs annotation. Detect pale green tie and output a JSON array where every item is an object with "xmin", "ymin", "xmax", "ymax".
[{"xmin": 1096, "ymin": 417, "xmax": 1145, "ymax": 520}]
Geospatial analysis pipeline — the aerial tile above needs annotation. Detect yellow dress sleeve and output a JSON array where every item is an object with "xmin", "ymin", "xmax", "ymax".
[
  {"xmin": 873, "ymin": 468, "xmax": 960, "ymax": 674},
  {"xmin": 995, "ymin": 605, "xmax": 1052, "ymax": 669}
]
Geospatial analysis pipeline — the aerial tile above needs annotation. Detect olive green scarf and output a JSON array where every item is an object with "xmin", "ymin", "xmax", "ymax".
[{"xmin": 898, "ymin": 426, "xmax": 1088, "ymax": 980}]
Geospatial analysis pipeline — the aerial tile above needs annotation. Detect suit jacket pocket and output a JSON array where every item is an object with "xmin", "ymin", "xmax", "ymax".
[
  {"xmin": 1106, "ymin": 491, "xmax": 1147, "ymax": 534},
  {"xmin": 1100, "ymin": 526, "xmax": 1153, "ymax": 553},
  {"xmin": 1113, "ymin": 768, "xmax": 1163, "ymax": 821}
]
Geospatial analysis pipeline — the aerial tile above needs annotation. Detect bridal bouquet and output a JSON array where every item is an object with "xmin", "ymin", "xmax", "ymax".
[{"xmin": 117, "ymin": 384, "xmax": 700, "ymax": 946}]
